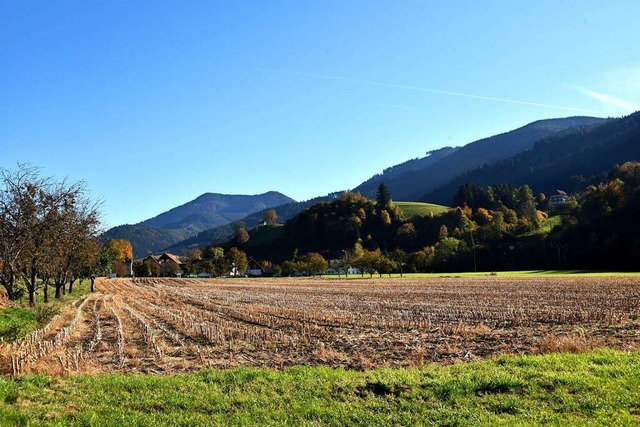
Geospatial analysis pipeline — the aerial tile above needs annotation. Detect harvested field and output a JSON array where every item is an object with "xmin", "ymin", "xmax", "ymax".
[{"xmin": 2, "ymin": 276, "xmax": 640, "ymax": 375}]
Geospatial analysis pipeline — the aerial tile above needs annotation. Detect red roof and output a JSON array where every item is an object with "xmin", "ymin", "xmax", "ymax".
[{"xmin": 160, "ymin": 253, "xmax": 183, "ymax": 265}]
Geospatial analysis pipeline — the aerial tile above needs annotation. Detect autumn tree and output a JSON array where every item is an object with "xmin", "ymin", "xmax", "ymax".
[
  {"xmin": 234, "ymin": 222, "xmax": 249, "ymax": 244},
  {"xmin": 373, "ymin": 254, "xmax": 398, "ymax": 277},
  {"xmin": 226, "ymin": 247, "xmax": 248, "ymax": 276},
  {"xmin": 300, "ymin": 252, "xmax": 328, "ymax": 276},
  {"xmin": 0, "ymin": 165, "xmax": 103, "ymax": 304},
  {"xmin": 102, "ymin": 239, "xmax": 133, "ymax": 277},
  {"xmin": 264, "ymin": 209, "xmax": 278, "ymax": 225}
]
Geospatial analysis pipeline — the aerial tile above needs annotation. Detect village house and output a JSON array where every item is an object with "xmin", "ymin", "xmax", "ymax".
[
  {"xmin": 549, "ymin": 189, "xmax": 569, "ymax": 209},
  {"xmin": 246, "ymin": 257, "xmax": 266, "ymax": 277},
  {"xmin": 141, "ymin": 253, "xmax": 184, "ymax": 277}
]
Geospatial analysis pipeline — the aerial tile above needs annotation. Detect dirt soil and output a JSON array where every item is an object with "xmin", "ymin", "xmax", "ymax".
[{"xmin": 2, "ymin": 276, "xmax": 640, "ymax": 375}]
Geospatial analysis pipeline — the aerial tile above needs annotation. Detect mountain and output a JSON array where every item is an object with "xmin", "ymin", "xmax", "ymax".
[
  {"xmin": 355, "ymin": 146, "xmax": 460, "ymax": 195},
  {"xmin": 354, "ymin": 116, "xmax": 607, "ymax": 200},
  {"xmin": 164, "ymin": 192, "xmax": 342, "ymax": 255},
  {"xmin": 103, "ymin": 191, "xmax": 295, "ymax": 258},
  {"xmin": 423, "ymin": 111, "xmax": 640, "ymax": 204}
]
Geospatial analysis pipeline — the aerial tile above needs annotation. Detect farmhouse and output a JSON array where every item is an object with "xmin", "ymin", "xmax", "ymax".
[
  {"xmin": 247, "ymin": 257, "xmax": 266, "ymax": 276},
  {"xmin": 549, "ymin": 189, "xmax": 569, "ymax": 209},
  {"xmin": 141, "ymin": 253, "xmax": 184, "ymax": 277}
]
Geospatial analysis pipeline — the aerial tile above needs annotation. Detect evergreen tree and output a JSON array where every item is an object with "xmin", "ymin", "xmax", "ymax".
[{"xmin": 376, "ymin": 183, "xmax": 392, "ymax": 210}]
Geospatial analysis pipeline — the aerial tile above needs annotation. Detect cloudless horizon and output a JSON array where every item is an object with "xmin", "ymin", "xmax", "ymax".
[{"xmin": 2, "ymin": 1, "xmax": 639, "ymax": 228}]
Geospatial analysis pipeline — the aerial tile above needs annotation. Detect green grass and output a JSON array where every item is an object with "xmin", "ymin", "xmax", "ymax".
[
  {"xmin": 0, "ymin": 308, "xmax": 37, "ymax": 342},
  {"xmin": 395, "ymin": 201, "xmax": 449, "ymax": 219},
  {"xmin": 321, "ymin": 270, "xmax": 640, "ymax": 279},
  {"xmin": 521, "ymin": 214, "xmax": 564, "ymax": 237},
  {"xmin": 0, "ymin": 280, "xmax": 91, "ymax": 342},
  {"xmin": 0, "ymin": 350, "xmax": 638, "ymax": 425}
]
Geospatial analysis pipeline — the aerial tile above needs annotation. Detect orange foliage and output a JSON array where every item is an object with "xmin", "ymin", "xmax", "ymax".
[{"xmin": 103, "ymin": 239, "xmax": 133, "ymax": 262}]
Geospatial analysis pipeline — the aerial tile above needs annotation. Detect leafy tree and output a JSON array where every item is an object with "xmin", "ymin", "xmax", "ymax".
[
  {"xmin": 226, "ymin": 247, "xmax": 248, "ymax": 276},
  {"xmin": 396, "ymin": 223, "xmax": 417, "ymax": 248},
  {"xmin": 438, "ymin": 224, "xmax": 449, "ymax": 241},
  {"xmin": 236, "ymin": 227, "xmax": 249, "ymax": 244},
  {"xmin": 374, "ymin": 254, "xmax": 398, "ymax": 277},
  {"xmin": 353, "ymin": 251, "xmax": 379, "ymax": 277},
  {"xmin": 433, "ymin": 237, "xmax": 467, "ymax": 271},
  {"xmin": 102, "ymin": 239, "xmax": 133, "ymax": 277},
  {"xmin": 281, "ymin": 260, "xmax": 299, "ymax": 277},
  {"xmin": 264, "ymin": 209, "xmax": 278, "ymax": 225},
  {"xmin": 407, "ymin": 247, "xmax": 435, "ymax": 272},
  {"xmin": 379, "ymin": 210, "xmax": 391, "ymax": 226},
  {"xmin": 0, "ymin": 165, "xmax": 103, "ymax": 305},
  {"xmin": 388, "ymin": 249, "xmax": 408, "ymax": 276},
  {"xmin": 300, "ymin": 252, "xmax": 328, "ymax": 276}
]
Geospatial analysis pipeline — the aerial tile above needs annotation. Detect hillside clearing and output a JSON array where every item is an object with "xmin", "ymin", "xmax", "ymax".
[{"xmin": 395, "ymin": 201, "xmax": 449, "ymax": 218}]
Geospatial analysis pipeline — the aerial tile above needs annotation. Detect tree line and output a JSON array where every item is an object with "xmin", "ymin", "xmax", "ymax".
[
  {"xmin": 220, "ymin": 165, "xmax": 640, "ymax": 274},
  {"xmin": 0, "ymin": 165, "xmax": 129, "ymax": 305}
]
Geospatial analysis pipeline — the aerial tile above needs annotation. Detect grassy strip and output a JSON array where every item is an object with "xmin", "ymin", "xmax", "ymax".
[
  {"xmin": 0, "ymin": 350, "xmax": 638, "ymax": 426},
  {"xmin": 319, "ymin": 270, "xmax": 640, "ymax": 279},
  {"xmin": 0, "ymin": 280, "xmax": 91, "ymax": 342}
]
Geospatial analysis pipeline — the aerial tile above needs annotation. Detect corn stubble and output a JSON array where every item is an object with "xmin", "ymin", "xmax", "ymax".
[{"xmin": 1, "ymin": 276, "xmax": 639, "ymax": 376}]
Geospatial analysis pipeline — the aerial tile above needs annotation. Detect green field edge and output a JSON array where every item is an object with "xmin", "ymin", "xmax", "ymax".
[
  {"xmin": 1, "ymin": 280, "xmax": 92, "ymax": 342},
  {"xmin": 304, "ymin": 270, "xmax": 640, "ymax": 279},
  {"xmin": 1, "ymin": 349, "xmax": 638, "ymax": 426}
]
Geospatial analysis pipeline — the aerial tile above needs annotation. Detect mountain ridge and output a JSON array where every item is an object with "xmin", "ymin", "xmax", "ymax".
[
  {"xmin": 103, "ymin": 191, "xmax": 295, "ymax": 257},
  {"xmin": 423, "ymin": 111, "xmax": 640, "ymax": 205},
  {"xmin": 354, "ymin": 116, "xmax": 608, "ymax": 200}
]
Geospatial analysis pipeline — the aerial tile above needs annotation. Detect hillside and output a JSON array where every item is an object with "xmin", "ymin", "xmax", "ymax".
[
  {"xmin": 142, "ymin": 191, "xmax": 294, "ymax": 232},
  {"xmin": 354, "ymin": 116, "xmax": 607, "ymax": 200},
  {"xmin": 164, "ymin": 192, "xmax": 342, "ymax": 255},
  {"xmin": 103, "ymin": 191, "xmax": 295, "ymax": 258},
  {"xmin": 355, "ymin": 146, "xmax": 459, "ymax": 197},
  {"xmin": 424, "ymin": 111, "xmax": 640, "ymax": 205},
  {"xmin": 395, "ymin": 201, "xmax": 449, "ymax": 219}
]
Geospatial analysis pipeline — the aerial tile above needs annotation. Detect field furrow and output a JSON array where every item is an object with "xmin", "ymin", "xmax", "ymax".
[{"xmin": 2, "ymin": 275, "xmax": 640, "ymax": 375}]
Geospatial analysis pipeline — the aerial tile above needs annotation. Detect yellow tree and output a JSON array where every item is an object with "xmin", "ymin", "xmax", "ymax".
[{"xmin": 102, "ymin": 239, "xmax": 133, "ymax": 276}]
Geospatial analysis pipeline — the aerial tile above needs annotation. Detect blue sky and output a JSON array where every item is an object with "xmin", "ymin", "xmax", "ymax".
[{"xmin": 1, "ymin": 1, "xmax": 639, "ymax": 228}]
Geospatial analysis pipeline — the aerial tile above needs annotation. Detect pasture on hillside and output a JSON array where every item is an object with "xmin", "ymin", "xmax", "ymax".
[
  {"xmin": 395, "ymin": 201, "xmax": 449, "ymax": 219},
  {"xmin": 2, "ymin": 276, "xmax": 640, "ymax": 376}
]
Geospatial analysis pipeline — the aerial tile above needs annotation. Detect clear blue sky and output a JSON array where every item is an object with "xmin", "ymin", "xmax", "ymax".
[{"xmin": 1, "ymin": 1, "xmax": 639, "ymax": 228}]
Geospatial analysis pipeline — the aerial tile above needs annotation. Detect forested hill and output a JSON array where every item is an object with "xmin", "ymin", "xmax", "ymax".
[
  {"xmin": 164, "ymin": 192, "xmax": 342, "ymax": 255},
  {"xmin": 141, "ymin": 191, "xmax": 294, "ymax": 233},
  {"xmin": 103, "ymin": 191, "xmax": 295, "ymax": 258},
  {"xmin": 354, "ymin": 116, "xmax": 606, "ymax": 200},
  {"xmin": 424, "ymin": 111, "xmax": 640, "ymax": 205},
  {"xmin": 355, "ymin": 146, "xmax": 460, "ymax": 197}
]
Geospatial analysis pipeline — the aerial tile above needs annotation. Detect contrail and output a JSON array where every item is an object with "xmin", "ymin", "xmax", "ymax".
[{"xmin": 263, "ymin": 69, "xmax": 604, "ymax": 114}]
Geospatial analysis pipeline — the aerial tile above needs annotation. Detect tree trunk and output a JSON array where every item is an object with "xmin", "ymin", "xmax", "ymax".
[
  {"xmin": 68, "ymin": 277, "xmax": 76, "ymax": 294},
  {"xmin": 1, "ymin": 281, "xmax": 14, "ymax": 300},
  {"xmin": 54, "ymin": 272, "xmax": 65, "ymax": 299},
  {"xmin": 28, "ymin": 285, "xmax": 36, "ymax": 306},
  {"xmin": 0, "ymin": 269, "xmax": 15, "ymax": 300},
  {"xmin": 43, "ymin": 280, "xmax": 49, "ymax": 303},
  {"xmin": 90, "ymin": 276, "xmax": 96, "ymax": 292},
  {"xmin": 27, "ymin": 267, "xmax": 37, "ymax": 306}
]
